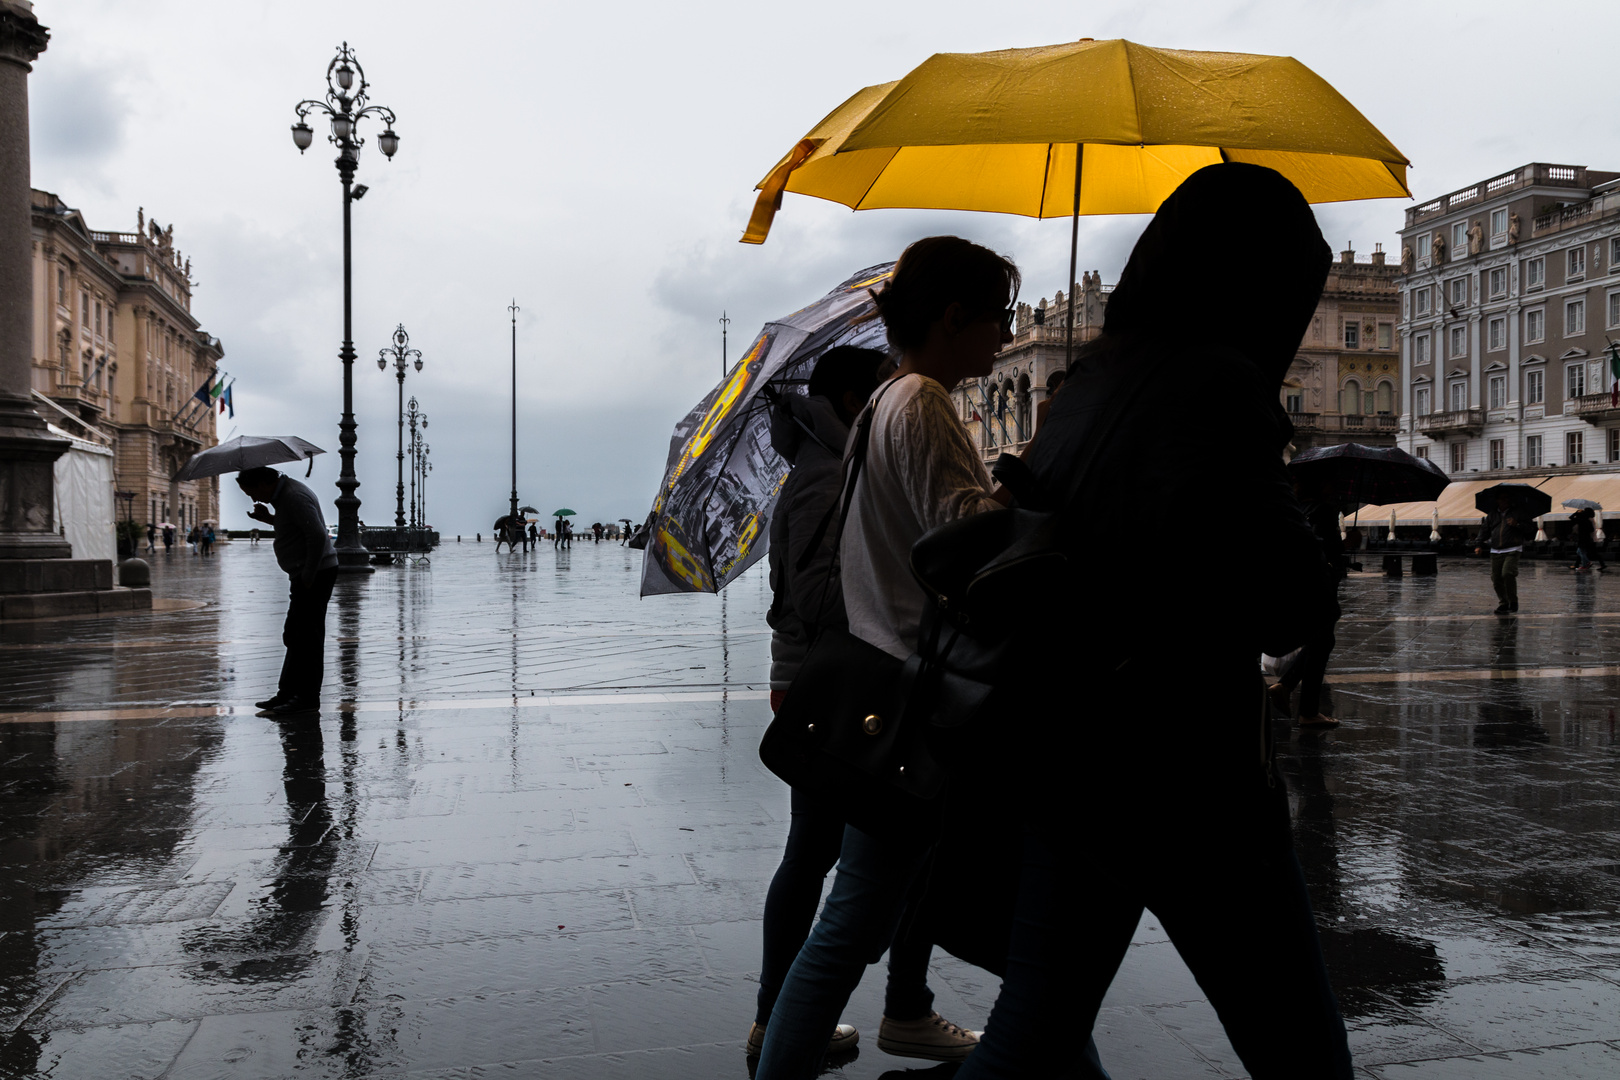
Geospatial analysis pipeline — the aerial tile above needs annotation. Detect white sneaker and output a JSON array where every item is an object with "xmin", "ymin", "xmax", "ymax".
[
  {"xmin": 877, "ymin": 1011, "xmax": 980, "ymax": 1061},
  {"xmin": 745, "ymin": 1021, "xmax": 859, "ymax": 1057}
]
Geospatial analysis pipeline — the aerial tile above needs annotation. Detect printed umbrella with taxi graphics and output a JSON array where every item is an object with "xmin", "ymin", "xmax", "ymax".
[{"xmin": 639, "ymin": 263, "xmax": 891, "ymax": 596}]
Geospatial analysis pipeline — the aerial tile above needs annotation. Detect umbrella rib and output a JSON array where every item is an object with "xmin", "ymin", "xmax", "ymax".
[
  {"xmin": 1037, "ymin": 142, "xmax": 1052, "ymax": 217},
  {"xmin": 850, "ymin": 147, "xmax": 901, "ymax": 211}
]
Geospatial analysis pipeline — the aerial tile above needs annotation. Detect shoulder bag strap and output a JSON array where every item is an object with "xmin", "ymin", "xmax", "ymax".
[{"xmin": 794, "ymin": 377, "xmax": 901, "ymax": 574}]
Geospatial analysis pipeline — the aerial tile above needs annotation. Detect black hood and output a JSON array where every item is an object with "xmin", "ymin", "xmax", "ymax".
[{"xmin": 1103, "ymin": 163, "xmax": 1331, "ymax": 388}]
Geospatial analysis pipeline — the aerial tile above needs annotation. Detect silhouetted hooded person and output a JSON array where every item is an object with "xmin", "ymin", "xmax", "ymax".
[{"xmin": 962, "ymin": 164, "xmax": 1353, "ymax": 1080}]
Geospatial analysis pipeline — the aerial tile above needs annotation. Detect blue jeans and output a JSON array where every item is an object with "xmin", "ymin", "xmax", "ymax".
[
  {"xmin": 1576, "ymin": 544, "xmax": 1592, "ymax": 569},
  {"xmin": 756, "ymin": 789, "xmax": 935, "ymax": 1026},
  {"xmin": 754, "ymin": 824, "xmax": 930, "ymax": 1080}
]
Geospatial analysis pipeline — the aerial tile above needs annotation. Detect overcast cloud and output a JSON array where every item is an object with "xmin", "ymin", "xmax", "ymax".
[{"xmin": 24, "ymin": 0, "xmax": 1620, "ymax": 534}]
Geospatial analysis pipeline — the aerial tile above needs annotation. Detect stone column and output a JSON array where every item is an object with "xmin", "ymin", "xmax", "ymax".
[{"xmin": 0, "ymin": 1, "xmax": 67, "ymax": 559}]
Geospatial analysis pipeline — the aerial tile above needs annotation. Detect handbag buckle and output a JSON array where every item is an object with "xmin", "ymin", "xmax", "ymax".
[{"xmin": 862, "ymin": 714, "xmax": 883, "ymax": 736}]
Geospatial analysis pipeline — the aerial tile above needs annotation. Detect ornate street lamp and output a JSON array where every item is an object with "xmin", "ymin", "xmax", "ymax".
[
  {"xmin": 377, "ymin": 324, "xmax": 422, "ymax": 528},
  {"xmin": 291, "ymin": 43, "xmax": 400, "ymax": 574},
  {"xmin": 405, "ymin": 397, "xmax": 426, "ymax": 529}
]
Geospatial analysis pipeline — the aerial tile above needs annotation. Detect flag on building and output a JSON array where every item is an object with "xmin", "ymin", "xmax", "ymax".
[
  {"xmin": 969, "ymin": 408, "xmax": 984, "ymax": 424},
  {"xmin": 219, "ymin": 382, "xmax": 234, "ymax": 419},
  {"xmin": 191, "ymin": 376, "xmax": 214, "ymax": 407},
  {"xmin": 209, "ymin": 378, "xmax": 226, "ymax": 404}
]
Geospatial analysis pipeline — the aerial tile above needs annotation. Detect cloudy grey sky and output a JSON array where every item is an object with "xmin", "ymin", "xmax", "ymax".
[{"xmin": 25, "ymin": 0, "xmax": 1619, "ymax": 533}]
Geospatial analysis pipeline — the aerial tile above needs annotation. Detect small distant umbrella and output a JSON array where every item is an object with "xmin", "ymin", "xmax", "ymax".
[
  {"xmin": 551, "ymin": 509, "xmax": 577, "ymax": 517},
  {"xmin": 1562, "ymin": 498, "xmax": 1603, "ymax": 511},
  {"xmin": 173, "ymin": 435, "xmax": 325, "ymax": 481},
  {"xmin": 519, "ymin": 505, "xmax": 540, "ymax": 515},
  {"xmin": 1475, "ymin": 482, "xmax": 1552, "ymax": 519}
]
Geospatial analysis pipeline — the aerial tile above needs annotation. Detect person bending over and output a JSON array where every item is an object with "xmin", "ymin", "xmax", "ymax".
[{"xmin": 238, "ymin": 466, "xmax": 339, "ymax": 718}]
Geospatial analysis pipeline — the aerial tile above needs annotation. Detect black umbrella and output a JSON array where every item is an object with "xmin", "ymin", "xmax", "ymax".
[
  {"xmin": 1475, "ymin": 482, "xmax": 1552, "ymax": 518},
  {"xmin": 1288, "ymin": 444, "xmax": 1450, "ymax": 506}
]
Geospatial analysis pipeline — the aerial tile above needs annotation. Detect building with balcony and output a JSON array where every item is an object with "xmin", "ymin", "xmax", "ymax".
[
  {"xmin": 950, "ymin": 271, "xmax": 1109, "ymax": 465},
  {"xmin": 1396, "ymin": 163, "xmax": 1620, "ymax": 479},
  {"xmin": 1283, "ymin": 245, "xmax": 1402, "ymax": 449},
  {"xmin": 29, "ymin": 191, "xmax": 226, "ymax": 533}
]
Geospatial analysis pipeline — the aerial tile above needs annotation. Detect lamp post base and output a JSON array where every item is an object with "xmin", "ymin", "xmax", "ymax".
[{"xmin": 335, "ymin": 548, "xmax": 375, "ymax": 574}]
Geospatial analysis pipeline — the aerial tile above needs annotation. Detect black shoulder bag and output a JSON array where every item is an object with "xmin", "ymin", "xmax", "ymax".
[{"xmin": 758, "ymin": 382, "xmax": 948, "ymax": 844}]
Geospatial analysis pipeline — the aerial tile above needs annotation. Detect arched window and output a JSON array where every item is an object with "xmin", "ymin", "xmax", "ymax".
[
  {"xmin": 1340, "ymin": 378, "xmax": 1362, "ymax": 416},
  {"xmin": 1374, "ymin": 381, "xmax": 1394, "ymax": 415}
]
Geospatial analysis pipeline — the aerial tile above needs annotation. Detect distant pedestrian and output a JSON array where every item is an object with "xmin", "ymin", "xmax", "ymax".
[
  {"xmin": 562, "ymin": 520, "xmax": 573, "ymax": 548},
  {"xmin": 237, "ymin": 466, "xmax": 339, "ymax": 718},
  {"xmin": 146, "ymin": 523, "xmax": 156, "ymax": 553},
  {"xmin": 250, "ymin": 527, "xmax": 261, "ymax": 545},
  {"xmin": 528, "ymin": 522, "xmax": 539, "ymax": 549},
  {"xmin": 1475, "ymin": 492, "xmax": 1529, "ymax": 614},
  {"xmin": 1269, "ymin": 488, "xmax": 1345, "ymax": 729},
  {"xmin": 1572, "ymin": 508, "xmax": 1604, "ymax": 572},
  {"xmin": 162, "ymin": 524, "xmax": 175, "ymax": 552},
  {"xmin": 202, "ymin": 524, "xmax": 216, "ymax": 556},
  {"xmin": 188, "ymin": 525, "xmax": 200, "ymax": 555},
  {"xmin": 593, "ymin": 521, "xmax": 604, "ymax": 543}
]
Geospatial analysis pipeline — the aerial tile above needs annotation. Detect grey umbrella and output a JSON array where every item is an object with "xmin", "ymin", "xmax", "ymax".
[
  {"xmin": 1562, "ymin": 498, "xmax": 1603, "ymax": 511},
  {"xmin": 173, "ymin": 435, "xmax": 325, "ymax": 481}
]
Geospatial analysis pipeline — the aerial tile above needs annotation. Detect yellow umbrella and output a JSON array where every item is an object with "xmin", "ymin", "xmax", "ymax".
[{"xmin": 743, "ymin": 38, "xmax": 1409, "ymax": 360}]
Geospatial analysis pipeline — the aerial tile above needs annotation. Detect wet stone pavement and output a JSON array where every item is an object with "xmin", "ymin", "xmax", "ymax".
[{"xmin": 0, "ymin": 539, "xmax": 1617, "ymax": 1079}]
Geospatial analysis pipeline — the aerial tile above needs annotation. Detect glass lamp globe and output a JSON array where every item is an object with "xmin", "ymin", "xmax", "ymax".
[
  {"xmin": 291, "ymin": 122, "xmax": 314, "ymax": 152},
  {"xmin": 377, "ymin": 128, "xmax": 400, "ymax": 159}
]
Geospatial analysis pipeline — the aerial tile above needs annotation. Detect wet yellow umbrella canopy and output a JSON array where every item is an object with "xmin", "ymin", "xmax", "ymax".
[{"xmin": 743, "ymin": 38, "xmax": 1410, "ymax": 244}]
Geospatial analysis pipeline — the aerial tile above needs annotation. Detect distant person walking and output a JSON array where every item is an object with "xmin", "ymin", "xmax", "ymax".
[
  {"xmin": 162, "ymin": 524, "xmax": 175, "ymax": 553},
  {"xmin": 146, "ymin": 523, "xmax": 156, "ymax": 553},
  {"xmin": 1572, "ymin": 508, "xmax": 1604, "ymax": 571},
  {"xmin": 528, "ymin": 522, "xmax": 539, "ymax": 550},
  {"xmin": 562, "ymin": 520, "xmax": 573, "ymax": 548},
  {"xmin": 593, "ymin": 521, "xmax": 604, "ymax": 543},
  {"xmin": 1270, "ymin": 490, "xmax": 1344, "ymax": 729},
  {"xmin": 202, "ymin": 524, "xmax": 216, "ymax": 556},
  {"xmin": 250, "ymin": 527, "xmax": 261, "ymax": 545},
  {"xmin": 1475, "ymin": 493, "xmax": 1529, "ymax": 614},
  {"xmin": 554, "ymin": 517, "xmax": 565, "ymax": 548},
  {"xmin": 237, "ymin": 466, "xmax": 339, "ymax": 718},
  {"xmin": 187, "ymin": 525, "xmax": 200, "ymax": 555}
]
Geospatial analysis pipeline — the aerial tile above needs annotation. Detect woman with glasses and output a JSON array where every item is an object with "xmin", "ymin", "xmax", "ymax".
[{"xmin": 755, "ymin": 235, "xmax": 1020, "ymax": 1079}]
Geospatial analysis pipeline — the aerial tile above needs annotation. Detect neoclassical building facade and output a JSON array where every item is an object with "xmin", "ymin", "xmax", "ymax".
[
  {"xmin": 951, "ymin": 271, "xmax": 1110, "ymax": 465},
  {"xmin": 1396, "ymin": 163, "xmax": 1620, "ymax": 476},
  {"xmin": 29, "ymin": 190, "xmax": 225, "ymax": 531},
  {"xmin": 1284, "ymin": 246, "xmax": 1402, "ymax": 450}
]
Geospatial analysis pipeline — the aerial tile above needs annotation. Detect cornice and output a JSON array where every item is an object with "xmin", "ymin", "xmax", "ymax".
[{"xmin": 0, "ymin": 4, "xmax": 48, "ymax": 69}]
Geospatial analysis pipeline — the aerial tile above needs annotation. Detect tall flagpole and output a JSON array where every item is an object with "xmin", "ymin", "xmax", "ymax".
[{"xmin": 508, "ymin": 300, "xmax": 520, "ymax": 532}]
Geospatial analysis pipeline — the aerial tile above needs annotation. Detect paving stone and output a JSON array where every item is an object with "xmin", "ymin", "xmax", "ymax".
[{"xmin": 0, "ymin": 545, "xmax": 1617, "ymax": 1077}]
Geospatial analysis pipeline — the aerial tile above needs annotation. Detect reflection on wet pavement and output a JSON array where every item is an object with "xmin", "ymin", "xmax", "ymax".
[{"xmin": 1, "ymin": 543, "xmax": 1617, "ymax": 1077}]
